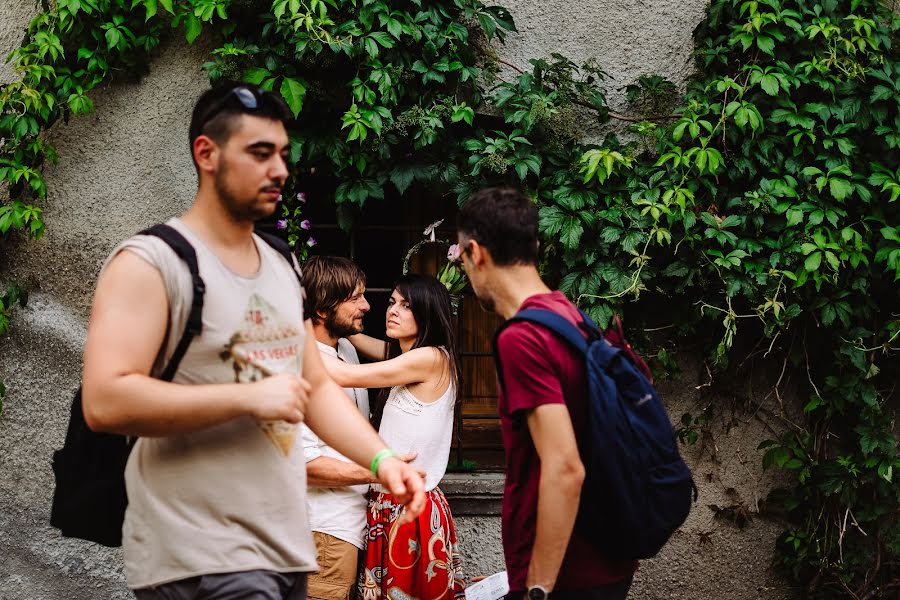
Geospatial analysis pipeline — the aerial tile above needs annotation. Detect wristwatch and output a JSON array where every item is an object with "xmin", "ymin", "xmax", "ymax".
[{"xmin": 526, "ymin": 586, "xmax": 549, "ymax": 600}]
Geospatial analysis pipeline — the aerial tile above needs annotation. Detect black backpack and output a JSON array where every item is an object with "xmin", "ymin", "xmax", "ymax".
[
  {"xmin": 50, "ymin": 224, "xmax": 299, "ymax": 546},
  {"xmin": 493, "ymin": 308, "xmax": 695, "ymax": 560}
]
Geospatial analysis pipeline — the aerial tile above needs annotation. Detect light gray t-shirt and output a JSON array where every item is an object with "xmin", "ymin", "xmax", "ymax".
[{"xmin": 104, "ymin": 219, "xmax": 318, "ymax": 589}]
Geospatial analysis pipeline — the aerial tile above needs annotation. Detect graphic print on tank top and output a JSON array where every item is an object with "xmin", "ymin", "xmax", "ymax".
[{"xmin": 221, "ymin": 293, "xmax": 304, "ymax": 456}]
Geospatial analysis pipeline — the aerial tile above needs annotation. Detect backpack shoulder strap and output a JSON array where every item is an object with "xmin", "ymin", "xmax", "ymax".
[
  {"xmin": 138, "ymin": 224, "xmax": 206, "ymax": 382},
  {"xmin": 577, "ymin": 309, "xmax": 600, "ymax": 332},
  {"xmin": 492, "ymin": 308, "xmax": 589, "ymax": 393},
  {"xmin": 255, "ymin": 230, "xmax": 302, "ymax": 285},
  {"xmin": 510, "ymin": 309, "xmax": 590, "ymax": 354}
]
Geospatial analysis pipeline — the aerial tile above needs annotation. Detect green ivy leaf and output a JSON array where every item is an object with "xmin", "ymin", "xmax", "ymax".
[
  {"xmin": 803, "ymin": 396, "xmax": 822, "ymax": 413},
  {"xmin": 756, "ymin": 35, "xmax": 775, "ymax": 55},
  {"xmin": 105, "ymin": 27, "xmax": 121, "ymax": 49},
  {"xmin": 559, "ymin": 218, "xmax": 584, "ymax": 250},
  {"xmin": 759, "ymin": 74, "xmax": 780, "ymax": 95},
  {"xmin": 451, "ymin": 105, "xmax": 474, "ymax": 125},
  {"xmin": 763, "ymin": 446, "xmax": 789, "ymax": 470},
  {"xmin": 538, "ymin": 205, "xmax": 566, "ymax": 237},
  {"xmin": 280, "ymin": 76, "xmax": 307, "ymax": 118},
  {"xmin": 385, "ymin": 18, "xmax": 403, "ymax": 39},
  {"xmin": 829, "ymin": 178, "xmax": 853, "ymax": 201},
  {"xmin": 621, "ymin": 231, "xmax": 644, "ymax": 253},
  {"xmin": 859, "ymin": 431, "xmax": 878, "ymax": 455},
  {"xmin": 881, "ymin": 227, "xmax": 900, "ymax": 244},
  {"xmin": 805, "ymin": 251, "xmax": 822, "ymax": 271},
  {"xmin": 244, "ymin": 68, "xmax": 270, "ymax": 85},
  {"xmin": 836, "ymin": 138, "xmax": 856, "ymax": 156},
  {"xmin": 184, "ymin": 14, "xmax": 202, "ymax": 44},
  {"xmin": 477, "ymin": 12, "xmax": 497, "ymax": 40},
  {"xmin": 368, "ymin": 31, "xmax": 394, "ymax": 49},
  {"xmin": 143, "ymin": 0, "xmax": 157, "ymax": 21},
  {"xmin": 786, "ymin": 208, "xmax": 804, "ymax": 227},
  {"xmin": 389, "ymin": 166, "xmax": 416, "ymax": 195}
]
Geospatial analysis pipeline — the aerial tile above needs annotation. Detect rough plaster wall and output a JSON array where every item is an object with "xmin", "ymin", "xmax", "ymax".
[
  {"xmin": 627, "ymin": 358, "xmax": 795, "ymax": 600},
  {"xmin": 1, "ymin": 1, "xmax": 209, "ymax": 596},
  {"xmin": 497, "ymin": 0, "xmax": 710, "ymax": 134},
  {"xmin": 0, "ymin": 0, "xmax": 34, "ymax": 84},
  {"xmin": 455, "ymin": 516, "xmax": 507, "ymax": 580},
  {"xmin": 2, "ymin": 0, "xmax": 793, "ymax": 598}
]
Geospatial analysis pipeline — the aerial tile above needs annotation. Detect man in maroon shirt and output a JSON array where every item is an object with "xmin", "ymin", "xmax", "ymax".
[{"xmin": 456, "ymin": 187, "xmax": 637, "ymax": 600}]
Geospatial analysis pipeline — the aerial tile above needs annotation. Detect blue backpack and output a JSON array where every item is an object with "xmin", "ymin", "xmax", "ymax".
[{"xmin": 492, "ymin": 308, "xmax": 696, "ymax": 560}]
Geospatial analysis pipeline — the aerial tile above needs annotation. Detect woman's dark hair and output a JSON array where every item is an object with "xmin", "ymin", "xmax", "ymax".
[
  {"xmin": 372, "ymin": 274, "xmax": 461, "ymax": 429},
  {"xmin": 384, "ymin": 274, "xmax": 461, "ymax": 395}
]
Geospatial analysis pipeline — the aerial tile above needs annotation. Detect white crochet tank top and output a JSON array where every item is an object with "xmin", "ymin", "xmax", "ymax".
[{"xmin": 377, "ymin": 379, "xmax": 456, "ymax": 492}]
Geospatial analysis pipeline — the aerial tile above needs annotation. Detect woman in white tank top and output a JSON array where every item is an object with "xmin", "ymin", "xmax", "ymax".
[{"xmin": 321, "ymin": 274, "xmax": 464, "ymax": 600}]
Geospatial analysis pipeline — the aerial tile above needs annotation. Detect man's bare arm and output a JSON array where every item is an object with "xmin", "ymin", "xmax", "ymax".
[
  {"xmin": 306, "ymin": 456, "xmax": 375, "ymax": 487},
  {"xmin": 82, "ymin": 251, "xmax": 307, "ymax": 436},
  {"xmin": 525, "ymin": 404, "xmax": 586, "ymax": 593},
  {"xmin": 347, "ymin": 333, "xmax": 387, "ymax": 361},
  {"xmin": 306, "ymin": 452, "xmax": 419, "ymax": 487}
]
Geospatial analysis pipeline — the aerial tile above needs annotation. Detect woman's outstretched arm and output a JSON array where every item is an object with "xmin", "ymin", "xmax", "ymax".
[
  {"xmin": 322, "ymin": 346, "xmax": 444, "ymax": 389},
  {"xmin": 347, "ymin": 333, "xmax": 388, "ymax": 361}
]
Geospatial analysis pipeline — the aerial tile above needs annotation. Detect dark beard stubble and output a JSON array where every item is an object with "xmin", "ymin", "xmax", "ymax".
[
  {"xmin": 325, "ymin": 309, "xmax": 364, "ymax": 339},
  {"xmin": 215, "ymin": 157, "xmax": 278, "ymax": 222}
]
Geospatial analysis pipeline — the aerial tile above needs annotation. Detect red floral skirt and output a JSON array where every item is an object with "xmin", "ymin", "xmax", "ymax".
[{"xmin": 357, "ymin": 487, "xmax": 465, "ymax": 600}]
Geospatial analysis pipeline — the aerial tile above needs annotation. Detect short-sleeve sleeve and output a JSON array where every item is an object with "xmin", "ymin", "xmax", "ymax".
[
  {"xmin": 497, "ymin": 323, "xmax": 566, "ymax": 415},
  {"xmin": 300, "ymin": 423, "xmax": 323, "ymax": 463}
]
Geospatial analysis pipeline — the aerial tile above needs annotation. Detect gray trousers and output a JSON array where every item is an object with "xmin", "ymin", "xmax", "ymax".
[{"xmin": 134, "ymin": 570, "xmax": 308, "ymax": 600}]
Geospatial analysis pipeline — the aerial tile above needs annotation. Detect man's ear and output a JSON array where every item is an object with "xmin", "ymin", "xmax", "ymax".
[
  {"xmin": 468, "ymin": 240, "xmax": 490, "ymax": 267},
  {"xmin": 193, "ymin": 135, "xmax": 219, "ymax": 174}
]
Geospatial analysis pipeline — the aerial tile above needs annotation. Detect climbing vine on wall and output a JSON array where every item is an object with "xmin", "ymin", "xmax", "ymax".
[{"xmin": 1, "ymin": 0, "xmax": 898, "ymax": 596}]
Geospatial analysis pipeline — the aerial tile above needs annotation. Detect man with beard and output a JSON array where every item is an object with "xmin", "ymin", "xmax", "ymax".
[
  {"xmin": 455, "ymin": 188, "xmax": 637, "ymax": 600},
  {"xmin": 81, "ymin": 83, "xmax": 425, "ymax": 600},
  {"xmin": 299, "ymin": 256, "xmax": 374, "ymax": 600}
]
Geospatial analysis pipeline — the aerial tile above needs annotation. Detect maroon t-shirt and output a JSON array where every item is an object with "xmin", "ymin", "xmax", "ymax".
[{"xmin": 496, "ymin": 291, "xmax": 638, "ymax": 593}]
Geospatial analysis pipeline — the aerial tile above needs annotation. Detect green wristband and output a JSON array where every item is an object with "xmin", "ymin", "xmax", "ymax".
[{"xmin": 370, "ymin": 448, "xmax": 398, "ymax": 476}]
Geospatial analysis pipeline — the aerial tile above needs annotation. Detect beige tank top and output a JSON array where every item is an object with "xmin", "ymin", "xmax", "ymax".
[{"xmin": 104, "ymin": 219, "xmax": 317, "ymax": 589}]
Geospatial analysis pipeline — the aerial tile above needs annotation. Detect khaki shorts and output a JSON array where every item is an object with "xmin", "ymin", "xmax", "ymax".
[{"xmin": 307, "ymin": 532, "xmax": 360, "ymax": 600}]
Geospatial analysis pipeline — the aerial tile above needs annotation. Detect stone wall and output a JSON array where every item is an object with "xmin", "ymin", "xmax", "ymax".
[{"xmin": 1, "ymin": 1, "xmax": 795, "ymax": 598}]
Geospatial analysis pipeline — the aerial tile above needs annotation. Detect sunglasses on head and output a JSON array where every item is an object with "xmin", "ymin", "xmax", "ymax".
[{"xmin": 197, "ymin": 85, "xmax": 265, "ymax": 131}]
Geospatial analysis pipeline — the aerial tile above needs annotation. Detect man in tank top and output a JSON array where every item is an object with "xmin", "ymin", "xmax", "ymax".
[
  {"xmin": 299, "ymin": 255, "xmax": 374, "ymax": 600},
  {"xmin": 81, "ymin": 83, "xmax": 425, "ymax": 600}
]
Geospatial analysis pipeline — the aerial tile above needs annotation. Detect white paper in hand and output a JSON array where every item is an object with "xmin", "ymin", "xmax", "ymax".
[{"xmin": 465, "ymin": 571, "xmax": 509, "ymax": 600}]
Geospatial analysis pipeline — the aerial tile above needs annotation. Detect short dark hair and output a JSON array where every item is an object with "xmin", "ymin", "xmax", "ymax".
[
  {"xmin": 188, "ymin": 82, "xmax": 292, "ymax": 167},
  {"xmin": 456, "ymin": 187, "xmax": 539, "ymax": 266},
  {"xmin": 301, "ymin": 256, "xmax": 367, "ymax": 325}
]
